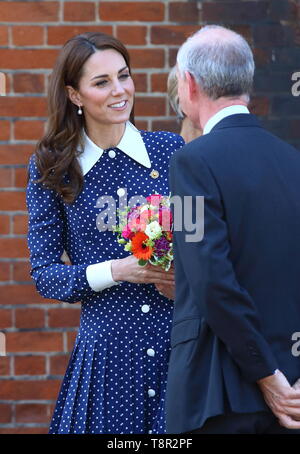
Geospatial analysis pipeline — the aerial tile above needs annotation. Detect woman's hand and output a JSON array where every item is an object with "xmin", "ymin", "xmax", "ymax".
[
  {"xmin": 111, "ymin": 255, "xmax": 175, "ymax": 286},
  {"xmin": 155, "ymin": 282, "xmax": 175, "ymax": 300}
]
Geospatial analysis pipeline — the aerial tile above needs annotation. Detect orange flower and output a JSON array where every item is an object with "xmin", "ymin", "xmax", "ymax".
[{"xmin": 131, "ymin": 232, "xmax": 153, "ymax": 261}]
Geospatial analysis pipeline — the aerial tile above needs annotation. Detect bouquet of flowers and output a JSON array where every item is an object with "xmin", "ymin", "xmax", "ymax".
[{"xmin": 113, "ymin": 194, "xmax": 173, "ymax": 271}]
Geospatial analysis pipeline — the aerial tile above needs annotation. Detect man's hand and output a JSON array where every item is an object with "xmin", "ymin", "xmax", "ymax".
[{"xmin": 257, "ymin": 370, "xmax": 300, "ymax": 429}]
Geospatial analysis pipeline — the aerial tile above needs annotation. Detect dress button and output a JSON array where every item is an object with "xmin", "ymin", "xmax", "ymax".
[
  {"xmin": 147, "ymin": 348, "xmax": 155, "ymax": 357},
  {"xmin": 141, "ymin": 304, "xmax": 150, "ymax": 313},
  {"xmin": 108, "ymin": 149, "xmax": 116, "ymax": 158},
  {"xmin": 117, "ymin": 188, "xmax": 126, "ymax": 197},
  {"xmin": 148, "ymin": 389, "xmax": 156, "ymax": 397}
]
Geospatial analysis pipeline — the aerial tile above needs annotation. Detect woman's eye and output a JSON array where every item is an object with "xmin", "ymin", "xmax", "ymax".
[
  {"xmin": 119, "ymin": 74, "xmax": 130, "ymax": 80},
  {"xmin": 95, "ymin": 80, "xmax": 107, "ymax": 87}
]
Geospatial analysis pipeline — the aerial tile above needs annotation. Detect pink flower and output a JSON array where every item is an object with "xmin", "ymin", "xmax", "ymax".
[
  {"xmin": 122, "ymin": 225, "xmax": 134, "ymax": 240},
  {"xmin": 146, "ymin": 194, "xmax": 163, "ymax": 206}
]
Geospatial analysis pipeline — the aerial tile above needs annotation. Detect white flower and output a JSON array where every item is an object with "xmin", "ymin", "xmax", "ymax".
[{"xmin": 145, "ymin": 221, "xmax": 162, "ymax": 239}]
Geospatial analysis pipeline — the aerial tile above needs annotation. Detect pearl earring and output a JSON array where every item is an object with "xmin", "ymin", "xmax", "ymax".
[{"xmin": 78, "ymin": 106, "xmax": 82, "ymax": 115}]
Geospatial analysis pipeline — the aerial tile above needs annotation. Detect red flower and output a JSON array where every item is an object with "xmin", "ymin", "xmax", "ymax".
[{"xmin": 131, "ymin": 232, "xmax": 153, "ymax": 260}]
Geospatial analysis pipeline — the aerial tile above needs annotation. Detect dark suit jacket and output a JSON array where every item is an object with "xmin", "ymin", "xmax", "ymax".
[{"xmin": 166, "ymin": 114, "xmax": 300, "ymax": 433}]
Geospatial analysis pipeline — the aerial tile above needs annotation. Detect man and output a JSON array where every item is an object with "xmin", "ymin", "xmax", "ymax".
[{"xmin": 165, "ymin": 25, "xmax": 300, "ymax": 434}]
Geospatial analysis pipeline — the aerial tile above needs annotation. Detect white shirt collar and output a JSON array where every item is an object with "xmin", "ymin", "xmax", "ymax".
[
  {"xmin": 77, "ymin": 121, "xmax": 151, "ymax": 176},
  {"xmin": 203, "ymin": 105, "xmax": 250, "ymax": 135}
]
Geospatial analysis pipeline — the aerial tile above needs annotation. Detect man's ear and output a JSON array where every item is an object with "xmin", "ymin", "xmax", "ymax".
[
  {"xmin": 65, "ymin": 85, "xmax": 82, "ymax": 108},
  {"xmin": 185, "ymin": 71, "xmax": 199, "ymax": 101}
]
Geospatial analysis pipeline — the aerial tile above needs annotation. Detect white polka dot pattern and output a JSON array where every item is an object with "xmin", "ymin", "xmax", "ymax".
[{"xmin": 26, "ymin": 130, "xmax": 185, "ymax": 434}]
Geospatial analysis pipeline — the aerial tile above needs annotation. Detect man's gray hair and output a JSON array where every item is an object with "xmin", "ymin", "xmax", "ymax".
[{"xmin": 177, "ymin": 25, "xmax": 255, "ymax": 100}]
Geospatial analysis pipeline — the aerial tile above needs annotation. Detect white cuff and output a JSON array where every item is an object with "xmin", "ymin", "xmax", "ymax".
[{"xmin": 86, "ymin": 260, "xmax": 120, "ymax": 292}]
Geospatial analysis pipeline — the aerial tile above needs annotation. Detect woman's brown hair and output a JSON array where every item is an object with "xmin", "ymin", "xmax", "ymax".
[{"xmin": 31, "ymin": 32, "xmax": 135, "ymax": 204}]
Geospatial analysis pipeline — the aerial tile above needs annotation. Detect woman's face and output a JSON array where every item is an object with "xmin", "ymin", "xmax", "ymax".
[{"xmin": 69, "ymin": 49, "xmax": 135, "ymax": 126}]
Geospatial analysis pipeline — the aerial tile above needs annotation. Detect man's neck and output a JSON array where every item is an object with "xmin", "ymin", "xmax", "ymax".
[{"xmin": 199, "ymin": 97, "xmax": 248, "ymax": 131}]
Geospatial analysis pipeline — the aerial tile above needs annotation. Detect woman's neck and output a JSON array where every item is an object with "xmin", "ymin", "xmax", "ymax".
[
  {"xmin": 180, "ymin": 118, "xmax": 202, "ymax": 144},
  {"xmin": 85, "ymin": 121, "xmax": 126, "ymax": 150}
]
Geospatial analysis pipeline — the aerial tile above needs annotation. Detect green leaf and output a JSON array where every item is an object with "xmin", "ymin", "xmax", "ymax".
[{"xmin": 138, "ymin": 259, "xmax": 148, "ymax": 267}]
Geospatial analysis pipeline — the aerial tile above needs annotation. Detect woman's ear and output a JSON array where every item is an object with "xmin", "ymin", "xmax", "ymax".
[{"xmin": 65, "ymin": 85, "xmax": 82, "ymax": 108}]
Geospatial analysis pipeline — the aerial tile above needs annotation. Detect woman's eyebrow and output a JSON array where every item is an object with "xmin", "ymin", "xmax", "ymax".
[{"xmin": 91, "ymin": 66, "xmax": 129, "ymax": 81}]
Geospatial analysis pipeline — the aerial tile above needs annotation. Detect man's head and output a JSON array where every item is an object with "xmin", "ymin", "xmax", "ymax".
[{"xmin": 176, "ymin": 25, "xmax": 255, "ymax": 127}]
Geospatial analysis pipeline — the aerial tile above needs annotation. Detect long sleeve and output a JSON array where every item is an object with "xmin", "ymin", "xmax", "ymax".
[
  {"xmin": 170, "ymin": 150, "xmax": 278, "ymax": 382},
  {"xmin": 26, "ymin": 154, "xmax": 119, "ymax": 303}
]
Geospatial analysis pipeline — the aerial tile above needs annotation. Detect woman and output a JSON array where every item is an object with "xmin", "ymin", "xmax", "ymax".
[
  {"xmin": 167, "ymin": 66, "xmax": 202, "ymax": 143},
  {"xmin": 26, "ymin": 32, "xmax": 184, "ymax": 434}
]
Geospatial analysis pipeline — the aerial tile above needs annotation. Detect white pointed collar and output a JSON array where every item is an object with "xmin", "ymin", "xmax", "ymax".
[{"xmin": 77, "ymin": 121, "xmax": 151, "ymax": 176}]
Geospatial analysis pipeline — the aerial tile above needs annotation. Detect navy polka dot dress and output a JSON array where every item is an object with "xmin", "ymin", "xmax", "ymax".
[{"xmin": 26, "ymin": 127, "xmax": 184, "ymax": 434}]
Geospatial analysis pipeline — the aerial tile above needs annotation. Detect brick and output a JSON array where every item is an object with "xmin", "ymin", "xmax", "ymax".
[
  {"xmin": 12, "ymin": 262, "xmax": 31, "ymax": 282},
  {"xmin": 0, "ymin": 284, "xmax": 59, "ymax": 305},
  {"xmin": 12, "ymin": 26, "xmax": 44, "ymax": 46},
  {"xmin": 0, "ymin": 215, "xmax": 10, "ymax": 234},
  {"xmin": 135, "ymin": 120, "xmax": 148, "ymax": 131},
  {"xmin": 151, "ymin": 25, "xmax": 199, "ymax": 45},
  {"xmin": 0, "ymin": 26, "xmax": 9, "ymax": 46},
  {"xmin": 0, "ymin": 97, "xmax": 47, "ymax": 117},
  {"xmin": 202, "ymin": 2, "xmax": 268, "ymax": 23},
  {"xmin": 12, "ymin": 262, "xmax": 32, "ymax": 282},
  {"xmin": 7, "ymin": 332, "xmax": 63, "ymax": 353},
  {"xmin": 0, "ymin": 120, "xmax": 10, "ymax": 141},
  {"xmin": 0, "ymin": 145, "xmax": 34, "ymax": 167},
  {"xmin": 16, "ymin": 403, "xmax": 49, "ymax": 423},
  {"xmin": 15, "ymin": 308, "xmax": 44, "ymax": 329},
  {"xmin": 116, "ymin": 26, "xmax": 147, "ymax": 45},
  {"xmin": 272, "ymin": 95, "xmax": 300, "ymax": 116},
  {"xmin": 0, "ymin": 192, "xmax": 26, "ymax": 211},
  {"xmin": 249, "ymin": 96, "xmax": 270, "ymax": 116},
  {"xmin": 0, "ymin": 49, "xmax": 59, "ymax": 70},
  {"xmin": 48, "ymin": 308, "xmax": 81, "ymax": 328},
  {"xmin": 64, "ymin": 2, "xmax": 95, "ymax": 22},
  {"xmin": 254, "ymin": 71, "xmax": 293, "ymax": 93},
  {"xmin": 152, "ymin": 119, "xmax": 181, "ymax": 134},
  {"xmin": 13, "ymin": 215, "xmax": 28, "ymax": 235},
  {"xmin": 99, "ymin": 2, "xmax": 164, "ymax": 22},
  {"xmin": 0, "ymin": 238, "xmax": 28, "ymax": 259},
  {"xmin": 14, "ymin": 120, "xmax": 45, "ymax": 141},
  {"xmin": 130, "ymin": 49, "xmax": 165, "ymax": 69},
  {"xmin": 169, "ymin": 48, "xmax": 179, "ymax": 67},
  {"xmin": 67, "ymin": 331, "xmax": 78, "ymax": 352},
  {"xmin": 0, "ymin": 168, "xmax": 13, "ymax": 187},
  {"xmin": 133, "ymin": 73, "xmax": 147, "ymax": 92},
  {"xmin": 0, "ymin": 262, "xmax": 10, "ymax": 281},
  {"xmin": 135, "ymin": 97, "xmax": 166, "ymax": 116},
  {"xmin": 0, "ymin": 1, "xmax": 59, "ymax": 22},
  {"xmin": 0, "ymin": 356, "xmax": 10, "ymax": 375},
  {"xmin": 169, "ymin": 2, "xmax": 199, "ymax": 23},
  {"xmin": 13, "ymin": 74, "xmax": 45, "ymax": 94},
  {"xmin": 15, "ymin": 356, "xmax": 46, "ymax": 375},
  {"xmin": 269, "ymin": 0, "xmax": 297, "ymax": 21},
  {"xmin": 50, "ymin": 354, "xmax": 70, "ymax": 375},
  {"xmin": 0, "ymin": 309, "xmax": 12, "ymax": 329},
  {"xmin": 47, "ymin": 25, "xmax": 113, "ymax": 45},
  {"xmin": 0, "ymin": 379, "xmax": 61, "ymax": 399},
  {"xmin": 253, "ymin": 24, "xmax": 294, "ymax": 47},
  {"xmin": 151, "ymin": 73, "xmax": 168, "ymax": 92},
  {"xmin": 0, "ymin": 403, "xmax": 12, "ymax": 423},
  {"xmin": 0, "ymin": 427, "xmax": 48, "ymax": 434},
  {"xmin": 253, "ymin": 48, "xmax": 271, "ymax": 67},
  {"xmin": 15, "ymin": 168, "xmax": 28, "ymax": 188}
]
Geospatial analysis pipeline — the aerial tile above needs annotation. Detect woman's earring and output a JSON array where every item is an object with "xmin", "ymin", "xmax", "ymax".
[{"xmin": 78, "ymin": 106, "xmax": 82, "ymax": 115}]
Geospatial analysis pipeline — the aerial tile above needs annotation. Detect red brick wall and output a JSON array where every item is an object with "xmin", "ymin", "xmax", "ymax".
[{"xmin": 0, "ymin": 0, "xmax": 299, "ymax": 433}]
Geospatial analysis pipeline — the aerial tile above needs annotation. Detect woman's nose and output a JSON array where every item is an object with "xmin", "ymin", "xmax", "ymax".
[{"xmin": 111, "ymin": 79, "xmax": 126, "ymax": 96}]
